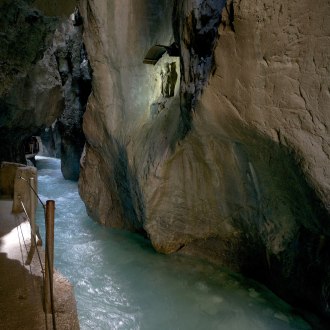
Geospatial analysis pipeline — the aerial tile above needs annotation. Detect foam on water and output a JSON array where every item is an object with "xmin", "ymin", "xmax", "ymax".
[{"xmin": 35, "ymin": 156, "xmax": 311, "ymax": 330}]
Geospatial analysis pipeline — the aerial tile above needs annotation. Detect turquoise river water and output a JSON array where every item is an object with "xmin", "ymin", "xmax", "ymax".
[{"xmin": 35, "ymin": 156, "xmax": 311, "ymax": 330}]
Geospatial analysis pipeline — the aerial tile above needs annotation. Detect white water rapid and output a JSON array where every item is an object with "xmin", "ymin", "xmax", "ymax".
[{"xmin": 35, "ymin": 156, "xmax": 311, "ymax": 330}]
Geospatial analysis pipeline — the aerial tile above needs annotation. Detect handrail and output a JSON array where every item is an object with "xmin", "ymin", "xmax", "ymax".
[
  {"xmin": 18, "ymin": 176, "xmax": 57, "ymax": 330},
  {"xmin": 19, "ymin": 199, "xmax": 44, "ymax": 274},
  {"xmin": 45, "ymin": 200, "xmax": 56, "ymax": 330},
  {"xmin": 19, "ymin": 176, "xmax": 45, "ymax": 209}
]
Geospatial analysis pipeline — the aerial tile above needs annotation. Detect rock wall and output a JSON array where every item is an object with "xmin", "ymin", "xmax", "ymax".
[
  {"xmin": 30, "ymin": 0, "xmax": 77, "ymax": 17},
  {"xmin": 78, "ymin": 0, "xmax": 177, "ymax": 228},
  {"xmin": 201, "ymin": 0, "xmax": 330, "ymax": 319},
  {"xmin": 53, "ymin": 17, "xmax": 92, "ymax": 180},
  {"xmin": 0, "ymin": 0, "xmax": 61, "ymax": 163},
  {"xmin": 0, "ymin": 0, "xmax": 90, "ymax": 180},
  {"xmin": 0, "ymin": 162, "xmax": 25, "ymax": 197},
  {"xmin": 78, "ymin": 0, "xmax": 330, "ymax": 322}
]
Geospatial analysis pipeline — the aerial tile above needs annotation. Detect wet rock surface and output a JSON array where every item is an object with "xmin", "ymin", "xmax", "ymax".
[
  {"xmin": 0, "ymin": 0, "xmax": 90, "ymax": 180},
  {"xmin": 78, "ymin": 0, "xmax": 330, "ymax": 325},
  {"xmin": 0, "ymin": 0, "xmax": 61, "ymax": 163},
  {"xmin": 53, "ymin": 19, "xmax": 91, "ymax": 180}
]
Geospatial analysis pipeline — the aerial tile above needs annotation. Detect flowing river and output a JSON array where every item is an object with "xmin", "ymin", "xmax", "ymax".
[{"xmin": 35, "ymin": 156, "xmax": 310, "ymax": 330}]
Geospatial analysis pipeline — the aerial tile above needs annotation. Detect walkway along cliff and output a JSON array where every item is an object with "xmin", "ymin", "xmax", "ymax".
[
  {"xmin": 0, "ymin": 161, "xmax": 79, "ymax": 329},
  {"xmin": 0, "ymin": 0, "xmax": 329, "ymax": 327}
]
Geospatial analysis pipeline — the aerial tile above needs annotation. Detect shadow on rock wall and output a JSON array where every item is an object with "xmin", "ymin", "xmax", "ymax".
[{"xmin": 176, "ymin": 117, "xmax": 330, "ymax": 325}]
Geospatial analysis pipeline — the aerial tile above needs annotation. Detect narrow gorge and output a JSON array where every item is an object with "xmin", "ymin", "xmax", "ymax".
[{"xmin": 1, "ymin": 0, "xmax": 329, "ymax": 328}]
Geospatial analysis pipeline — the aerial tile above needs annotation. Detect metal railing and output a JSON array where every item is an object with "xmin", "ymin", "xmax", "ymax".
[{"xmin": 17, "ymin": 176, "xmax": 57, "ymax": 330}]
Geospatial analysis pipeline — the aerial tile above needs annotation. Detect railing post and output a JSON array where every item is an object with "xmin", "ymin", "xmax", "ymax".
[
  {"xmin": 29, "ymin": 177, "xmax": 36, "ymax": 245},
  {"xmin": 45, "ymin": 200, "xmax": 55, "ymax": 316}
]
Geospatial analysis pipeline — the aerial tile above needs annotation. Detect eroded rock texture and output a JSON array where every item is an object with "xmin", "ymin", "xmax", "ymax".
[
  {"xmin": 0, "ymin": 0, "xmax": 90, "ymax": 180},
  {"xmin": 78, "ymin": 0, "xmax": 330, "ymax": 322},
  {"xmin": 205, "ymin": 0, "xmax": 330, "ymax": 320},
  {"xmin": 53, "ymin": 19, "xmax": 92, "ymax": 180},
  {"xmin": 0, "ymin": 0, "xmax": 61, "ymax": 163},
  {"xmin": 78, "ymin": 0, "xmax": 178, "ymax": 230}
]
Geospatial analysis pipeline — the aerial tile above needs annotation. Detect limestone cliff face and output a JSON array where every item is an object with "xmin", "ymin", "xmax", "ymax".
[
  {"xmin": 38, "ymin": 18, "xmax": 92, "ymax": 181},
  {"xmin": 78, "ymin": 0, "xmax": 177, "ymax": 229},
  {"xmin": 213, "ymin": 0, "xmax": 330, "ymax": 214},
  {"xmin": 0, "ymin": 0, "xmax": 61, "ymax": 163},
  {"xmin": 0, "ymin": 0, "xmax": 90, "ymax": 180},
  {"xmin": 78, "ymin": 0, "xmax": 330, "ymax": 320},
  {"xmin": 53, "ymin": 18, "xmax": 92, "ymax": 180}
]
